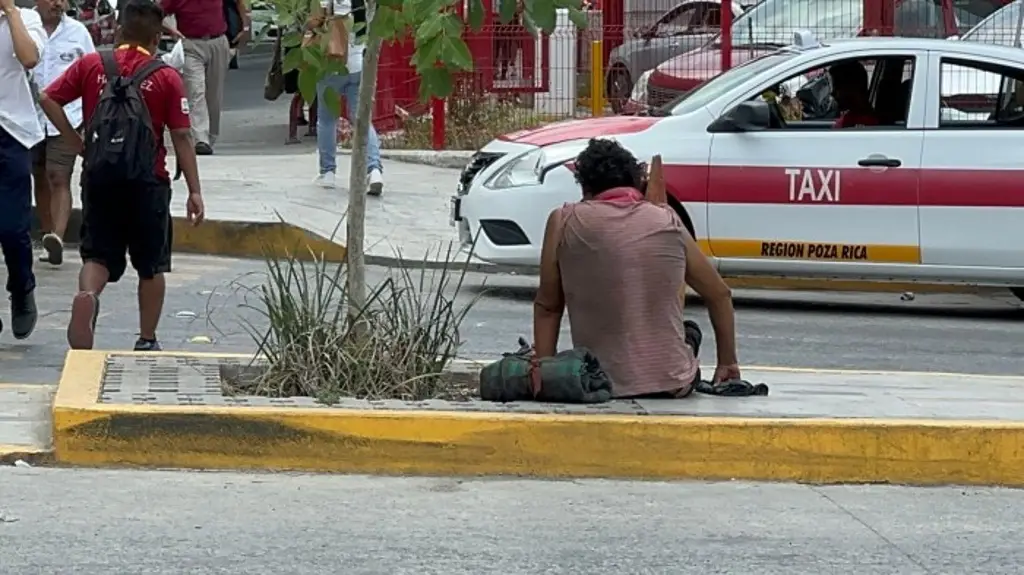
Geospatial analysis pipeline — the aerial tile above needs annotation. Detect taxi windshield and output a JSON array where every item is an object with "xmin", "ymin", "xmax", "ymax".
[
  {"xmin": 963, "ymin": 1, "xmax": 1023, "ymax": 45},
  {"xmin": 729, "ymin": 0, "xmax": 863, "ymax": 48},
  {"xmin": 661, "ymin": 51, "xmax": 799, "ymax": 116}
]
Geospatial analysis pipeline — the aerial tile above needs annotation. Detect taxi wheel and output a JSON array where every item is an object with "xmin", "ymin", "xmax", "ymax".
[
  {"xmin": 666, "ymin": 195, "xmax": 696, "ymax": 239},
  {"xmin": 1011, "ymin": 288, "xmax": 1024, "ymax": 302}
]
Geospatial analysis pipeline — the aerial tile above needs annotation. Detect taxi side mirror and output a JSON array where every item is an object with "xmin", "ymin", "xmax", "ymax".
[{"xmin": 707, "ymin": 99, "xmax": 770, "ymax": 133}]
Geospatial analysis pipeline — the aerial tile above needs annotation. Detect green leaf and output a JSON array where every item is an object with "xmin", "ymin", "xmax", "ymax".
[
  {"xmin": 442, "ymin": 36, "xmax": 473, "ymax": 71},
  {"xmin": 419, "ymin": 66, "xmax": 454, "ymax": 99},
  {"xmin": 440, "ymin": 13, "xmax": 463, "ymax": 37},
  {"xmin": 324, "ymin": 57, "xmax": 349, "ymax": 76},
  {"xmin": 281, "ymin": 31, "xmax": 304, "ymax": 48},
  {"xmin": 283, "ymin": 45, "xmax": 305, "ymax": 72},
  {"xmin": 566, "ymin": 6, "xmax": 587, "ymax": 29},
  {"xmin": 415, "ymin": 13, "xmax": 445, "ymax": 43},
  {"xmin": 370, "ymin": 6, "xmax": 400, "ymax": 40},
  {"xmin": 322, "ymin": 86, "xmax": 343, "ymax": 119},
  {"xmin": 411, "ymin": 34, "xmax": 444, "ymax": 72},
  {"xmin": 298, "ymin": 67, "xmax": 320, "ymax": 105},
  {"xmin": 528, "ymin": 0, "xmax": 556, "ymax": 32},
  {"xmin": 521, "ymin": 12, "xmax": 539, "ymax": 36},
  {"xmin": 498, "ymin": 0, "xmax": 516, "ymax": 25},
  {"xmin": 466, "ymin": 0, "xmax": 484, "ymax": 31},
  {"xmin": 411, "ymin": 0, "xmax": 445, "ymax": 23},
  {"xmin": 303, "ymin": 44, "xmax": 326, "ymax": 69},
  {"xmin": 377, "ymin": 0, "xmax": 402, "ymax": 9}
]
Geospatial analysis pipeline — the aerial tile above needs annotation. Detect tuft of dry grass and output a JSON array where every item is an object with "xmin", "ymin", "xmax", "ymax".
[{"xmin": 220, "ymin": 242, "xmax": 483, "ymax": 404}]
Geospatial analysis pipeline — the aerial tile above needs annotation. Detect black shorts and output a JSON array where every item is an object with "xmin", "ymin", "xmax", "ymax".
[{"xmin": 79, "ymin": 179, "xmax": 173, "ymax": 283}]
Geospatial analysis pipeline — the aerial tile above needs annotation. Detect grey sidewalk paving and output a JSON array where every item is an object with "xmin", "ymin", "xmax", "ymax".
[
  {"xmin": 0, "ymin": 384, "xmax": 52, "ymax": 455},
  {"xmin": 66, "ymin": 153, "xmax": 469, "ymax": 266}
]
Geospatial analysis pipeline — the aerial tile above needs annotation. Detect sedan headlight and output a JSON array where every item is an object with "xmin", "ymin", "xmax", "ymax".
[
  {"xmin": 484, "ymin": 139, "xmax": 592, "ymax": 189},
  {"xmin": 630, "ymin": 69, "xmax": 652, "ymax": 107}
]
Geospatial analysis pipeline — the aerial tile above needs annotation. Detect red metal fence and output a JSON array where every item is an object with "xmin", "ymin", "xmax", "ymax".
[{"xmin": 368, "ymin": 0, "xmax": 1015, "ymax": 150}]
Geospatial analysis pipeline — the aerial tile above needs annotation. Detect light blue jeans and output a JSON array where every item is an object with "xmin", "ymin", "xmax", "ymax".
[{"xmin": 316, "ymin": 71, "xmax": 383, "ymax": 175}]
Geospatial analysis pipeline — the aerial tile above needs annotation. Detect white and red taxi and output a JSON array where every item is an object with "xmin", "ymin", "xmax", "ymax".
[{"xmin": 451, "ymin": 31, "xmax": 1024, "ymax": 295}]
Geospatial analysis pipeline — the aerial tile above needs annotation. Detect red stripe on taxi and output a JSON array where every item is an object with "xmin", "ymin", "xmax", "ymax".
[{"xmin": 661, "ymin": 165, "xmax": 1024, "ymax": 208}]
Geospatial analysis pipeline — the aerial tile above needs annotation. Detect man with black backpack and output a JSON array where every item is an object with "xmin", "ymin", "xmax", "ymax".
[{"xmin": 38, "ymin": 0, "xmax": 205, "ymax": 351}]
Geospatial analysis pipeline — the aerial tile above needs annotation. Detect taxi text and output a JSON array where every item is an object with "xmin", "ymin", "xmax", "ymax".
[
  {"xmin": 785, "ymin": 168, "xmax": 840, "ymax": 203},
  {"xmin": 760, "ymin": 241, "xmax": 868, "ymax": 261}
]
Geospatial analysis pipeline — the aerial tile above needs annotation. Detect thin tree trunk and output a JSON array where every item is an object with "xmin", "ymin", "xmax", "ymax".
[{"xmin": 346, "ymin": 24, "xmax": 383, "ymax": 323}]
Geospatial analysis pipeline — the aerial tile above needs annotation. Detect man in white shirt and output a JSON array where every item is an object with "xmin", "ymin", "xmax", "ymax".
[
  {"xmin": 0, "ymin": 0, "xmax": 46, "ymax": 339},
  {"xmin": 32, "ymin": 0, "xmax": 94, "ymax": 266},
  {"xmin": 310, "ymin": 0, "xmax": 384, "ymax": 196}
]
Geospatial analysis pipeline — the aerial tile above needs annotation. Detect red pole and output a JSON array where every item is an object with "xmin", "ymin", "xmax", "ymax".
[
  {"xmin": 720, "ymin": 0, "xmax": 732, "ymax": 72},
  {"xmin": 431, "ymin": 97, "xmax": 445, "ymax": 150}
]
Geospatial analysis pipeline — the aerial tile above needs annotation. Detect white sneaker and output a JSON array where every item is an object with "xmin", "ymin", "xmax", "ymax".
[
  {"xmin": 314, "ymin": 172, "xmax": 336, "ymax": 189},
  {"xmin": 368, "ymin": 168, "xmax": 384, "ymax": 196}
]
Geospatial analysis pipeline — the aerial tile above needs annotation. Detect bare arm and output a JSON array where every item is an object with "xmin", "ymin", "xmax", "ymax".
[
  {"xmin": 39, "ymin": 94, "xmax": 82, "ymax": 149},
  {"xmin": 682, "ymin": 232, "xmax": 738, "ymax": 369},
  {"xmin": 159, "ymin": 0, "xmax": 183, "ymax": 37},
  {"xmin": 169, "ymin": 128, "xmax": 201, "ymax": 196},
  {"xmin": 533, "ymin": 208, "xmax": 566, "ymax": 357},
  {"xmin": 5, "ymin": 8, "xmax": 44, "ymax": 69}
]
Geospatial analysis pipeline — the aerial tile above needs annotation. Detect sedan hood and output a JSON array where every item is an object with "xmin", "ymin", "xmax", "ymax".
[{"xmin": 498, "ymin": 116, "xmax": 662, "ymax": 147}]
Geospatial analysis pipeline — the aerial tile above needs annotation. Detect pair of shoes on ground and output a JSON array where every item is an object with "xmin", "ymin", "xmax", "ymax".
[
  {"xmin": 37, "ymin": 232, "xmax": 64, "ymax": 265},
  {"xmin": 66, "ymin": 292, "xmax": 161, "ymax": 352},
  {"xmin": 314, "ymin": 168, "xmax": 384, "ymax": 196},
  {"xmin": 0, "ymin": 290, "xmax": 38, "ymax": 340}
]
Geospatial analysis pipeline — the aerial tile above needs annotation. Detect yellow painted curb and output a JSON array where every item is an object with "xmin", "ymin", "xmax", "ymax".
[
  {"xmin": 171, "ymin": 218, "xmax": 347, "ymax": 262},
  {"xmin": 52, "ymin": 351, "xmax": 1024, "ymax": 486}
]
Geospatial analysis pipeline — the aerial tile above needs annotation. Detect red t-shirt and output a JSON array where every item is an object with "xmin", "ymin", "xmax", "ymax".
[
  {"xmin": 833, "ymin": 111, "xmax": 880, "ymax": 129},
  {"xmin": 161, "ymin": 0, "xmax": 227, "ymax": 39},
  {"xmin": 44, "ymin": 47, "xmax": 190, "ymax": 182}
]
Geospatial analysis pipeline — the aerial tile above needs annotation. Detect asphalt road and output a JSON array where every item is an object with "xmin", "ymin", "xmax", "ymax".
[
  {"xmin": 3, "ymin": 252, "xmax": 1023, "ymax": 384},
  {"xmin": 0, "ymin": 467, "xmax": 1021, "ymax": 574}
]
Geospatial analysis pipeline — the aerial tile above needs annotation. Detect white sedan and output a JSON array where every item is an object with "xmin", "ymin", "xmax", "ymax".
[{"xmin": 451, "ymin": 32, "xmax": 1024, "ymax": 296}]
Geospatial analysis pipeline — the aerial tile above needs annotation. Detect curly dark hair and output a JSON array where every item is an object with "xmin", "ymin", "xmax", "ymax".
[{"xmin": 573, "ymin": 138, "xmax": 646, "ymax": 197}]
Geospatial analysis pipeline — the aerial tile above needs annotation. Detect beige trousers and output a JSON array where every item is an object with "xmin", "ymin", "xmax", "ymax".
[{"xmin": 182, "ymin": 35, "xmax": 230, "ymax": 146}]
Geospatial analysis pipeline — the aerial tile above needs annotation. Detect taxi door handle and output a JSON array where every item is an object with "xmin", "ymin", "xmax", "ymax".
[{"xmin": 858, "ymin": 157, "xmax": 901, "ymax": 168}]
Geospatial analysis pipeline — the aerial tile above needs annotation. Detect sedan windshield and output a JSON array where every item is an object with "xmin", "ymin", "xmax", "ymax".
[
  {"xmin": 729, "ymin": 0, "xmax": 864, "ymax": 48},
  {"xmin": 663, "ymin": 51, "xmax": 799, "ymax": 116},
  {"xmin": 963, "ymin": 1, "xmax": 1023, "ymax": 45}
]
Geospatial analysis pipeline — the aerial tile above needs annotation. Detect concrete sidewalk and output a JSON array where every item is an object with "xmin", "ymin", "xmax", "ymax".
[
  {"xmin": 62, "ymin": 153, "xmax": 468, "ymax": 267},
  {"xmin": 0, "ymin": 384, "xmax": 52, "ymax": 461}
]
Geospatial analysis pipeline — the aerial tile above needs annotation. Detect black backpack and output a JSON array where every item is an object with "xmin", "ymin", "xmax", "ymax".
[{"xmin": 84, "ymin": 51, "xmax": 167, "ymax": 187}]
